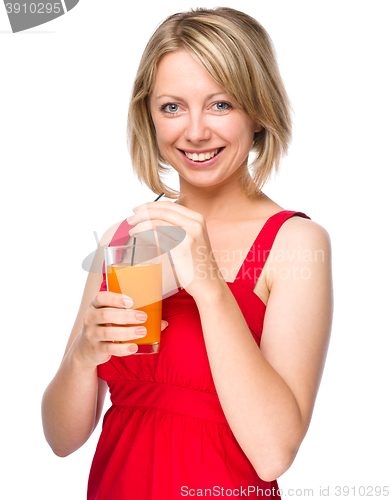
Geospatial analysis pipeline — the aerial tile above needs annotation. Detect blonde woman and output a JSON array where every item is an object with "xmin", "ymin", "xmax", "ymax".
[{"xmin": 42, "ymin": 8, "xmax": 333, "ymax": 499}]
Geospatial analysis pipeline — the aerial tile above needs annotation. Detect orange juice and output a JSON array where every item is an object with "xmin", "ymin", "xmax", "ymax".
[{"xmin": 106, "ymin": 263, "xmax": 162, "ymax": 347}]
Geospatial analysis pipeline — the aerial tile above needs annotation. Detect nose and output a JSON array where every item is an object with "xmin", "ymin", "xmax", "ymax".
[{"xmin": 183, "ymin": 110, "xmax": 211, "ymax": 144}]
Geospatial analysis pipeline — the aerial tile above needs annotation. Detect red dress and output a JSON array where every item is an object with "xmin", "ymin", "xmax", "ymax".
[{"xmin": 87, "ymin": 210, "xmax": 311, "ymax": 499}]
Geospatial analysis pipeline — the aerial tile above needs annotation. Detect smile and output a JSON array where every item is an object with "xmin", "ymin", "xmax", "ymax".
[
  {"xmin": 183, "ymin": 148, "xmax": 221, "ymax": 162},
  {"xmin": 179, "ymin": 147, "xmax": 225, "ymax": 166}
]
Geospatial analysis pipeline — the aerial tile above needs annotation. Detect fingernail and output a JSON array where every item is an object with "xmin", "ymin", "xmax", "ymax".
[
  {"xmin": 164, "ymin": 321, "xmax": 169, "ymax": 329},
  {"xmin": 135, "ymin": 327, "xmax": 147, "ymax": 336},
  {"xmin": 122, "ymin": 296, "xmax": 133, "ymax": 307},
  {"xmin": 136, "ymin": 312, "xmax": 148, "ymax": 321},
  {"xmin": 132, "ymin": 206, "xmax": 141, "ymax": 213},
  {"xmin": 128, "ymin": 344, "xmax": 138, "ymax": 353}
]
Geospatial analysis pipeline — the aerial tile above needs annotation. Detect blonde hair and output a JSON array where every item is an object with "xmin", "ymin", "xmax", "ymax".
[{"xmin": 128, "ymin": 7, "xmax": 292, "ymax": 199}]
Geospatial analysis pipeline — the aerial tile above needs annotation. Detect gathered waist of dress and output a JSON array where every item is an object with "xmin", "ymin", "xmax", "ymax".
[{"xmin": 109, "ymin": 379, "xmax": 228, "ymax": 425}]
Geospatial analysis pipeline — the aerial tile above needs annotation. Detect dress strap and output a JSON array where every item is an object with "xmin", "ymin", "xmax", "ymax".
[
  {"xmin": 110, "ymin": 218, "xmax": 134, "ymax": 247},
  {"xmin": 99, "ymin": 218, "xmax": 135, "ymax": 292},
  {"xmin": 234, "ymin": 210, "xmax": 311, "ymax": 291}
]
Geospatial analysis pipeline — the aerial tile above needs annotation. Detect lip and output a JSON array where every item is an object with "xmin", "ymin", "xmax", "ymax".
[
  {"xmin": 180, "ymin": 147, "xmax": 223, "ymax": 154},
  {"xmin": 179, "ymin": 147, "xmax": 225, "ymax": 167}
]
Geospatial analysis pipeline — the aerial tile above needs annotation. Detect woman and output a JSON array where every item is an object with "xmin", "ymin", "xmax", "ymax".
[{"xmin": 42, "ymin": 7, "xmax": 333, "ymax": 499}]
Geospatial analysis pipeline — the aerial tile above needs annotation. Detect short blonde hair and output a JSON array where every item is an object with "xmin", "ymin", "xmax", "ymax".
[{"xmin": 128, "ymin": 7, "xmax": 292, "ymax": 199}]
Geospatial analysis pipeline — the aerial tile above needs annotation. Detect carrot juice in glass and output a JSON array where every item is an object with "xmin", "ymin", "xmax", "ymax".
[{"xmin": 104, "ymin": 244, "xmax": 162, "ymax": 354}]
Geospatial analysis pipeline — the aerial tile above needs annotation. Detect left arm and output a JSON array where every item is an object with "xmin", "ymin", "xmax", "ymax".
[
  {"xmin": 128, "ymin": 204, "xmax": 333, "ymax": 481},
  {"xmin": 194, "ymin": 217, "xmax": 332, "ymax": 481}
]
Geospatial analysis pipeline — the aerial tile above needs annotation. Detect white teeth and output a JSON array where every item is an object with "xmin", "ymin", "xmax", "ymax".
[{"xmin": 184, "ymin": 148, "xmax": 220, "ymax": 161}]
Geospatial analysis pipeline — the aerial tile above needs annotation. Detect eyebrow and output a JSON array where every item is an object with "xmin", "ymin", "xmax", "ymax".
[{"xmin": 156, "ymin": 92, "xmax": 229, "ymax": 101}]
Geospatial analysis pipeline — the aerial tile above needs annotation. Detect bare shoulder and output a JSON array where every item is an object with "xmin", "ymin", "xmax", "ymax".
[
  {"xmin": 262, "ymin": 215, "xmax": 332, "ymax": 296},
  {"xmin": 273, "ymin": 216, "xmax": 331, "ymax": 258}
]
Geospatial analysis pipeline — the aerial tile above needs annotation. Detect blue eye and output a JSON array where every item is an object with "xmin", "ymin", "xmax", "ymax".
[
  {"xmin": 213, "ymin": 102, "xmax": 232, "ymax": 112},
  {"xmin": 161, "ymin": 103, "xmax": 179, "ymax": 114}
]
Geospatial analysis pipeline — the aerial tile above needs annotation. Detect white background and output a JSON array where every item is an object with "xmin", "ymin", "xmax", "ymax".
[{"xmin": 1, "ymin": 1, "xmax": 390, "ymax": 498}]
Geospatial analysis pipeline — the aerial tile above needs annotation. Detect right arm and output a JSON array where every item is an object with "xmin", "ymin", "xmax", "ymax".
[{"xmin": 41, "ymin": 224, "xmax": 162, "ymax": 457}]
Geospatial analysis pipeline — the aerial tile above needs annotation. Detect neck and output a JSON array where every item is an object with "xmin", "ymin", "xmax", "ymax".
[{"xmin": 175, "ymin": 175, "xmax": 263, "ymax": 222}]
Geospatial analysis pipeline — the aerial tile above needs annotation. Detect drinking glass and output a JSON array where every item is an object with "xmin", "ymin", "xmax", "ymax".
[{"xmin": 104, "ymin": 244, "xmax": 162, "ymax": 354}]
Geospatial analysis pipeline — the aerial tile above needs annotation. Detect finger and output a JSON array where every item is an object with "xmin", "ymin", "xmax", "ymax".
[
  {"xmin": 98, "ymin": 342, "xmax": 138, "ymax": 360},
  {"xmin": 129, "ymin": 205, "xmax": 201, "ymax": 230},
  {"xmin": 96, "ymin": 307, "xmax": 148, "ymax": 326},
  {"xmin": 133, "ymin": 201, "xmax": 202, "ymax": 221},
  {"xmin": 129, "ymin": 221, "xmax": 173, "ymax": 240},
  {"xmin": 161, "ymin": 320, "xmax": 169, "ymax": 331},
  {"xmin": 91, "ymin": 291, "xmax": 134, "ymax": 310},
  {"xmin": 99, "ymin": 325, "xmax": 148, "ymax": 342},
  {"xmin": 128, "ymin": 223, "xmax": 186, "ymax": 257},
  {"xmin": 129, "ymin": 221, "xmax": 181, "ymax": 244}
]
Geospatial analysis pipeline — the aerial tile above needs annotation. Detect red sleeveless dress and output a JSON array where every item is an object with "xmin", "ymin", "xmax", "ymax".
[{"xmin": 87, "ymin": 210, "xmax": 311, "ymax": 499}]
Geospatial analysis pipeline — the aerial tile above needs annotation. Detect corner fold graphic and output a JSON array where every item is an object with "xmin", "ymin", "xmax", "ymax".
[
  {"xmin": 4, "ymin": 0, "xmax": 80, "ymax": 33},
  {"xmin": 64, "ymin": 0, "xmax": 79, "ymax": 12}
]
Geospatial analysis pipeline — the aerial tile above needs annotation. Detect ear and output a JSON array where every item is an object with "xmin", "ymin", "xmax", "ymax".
[{"xmin": 254, "ymin": 123, "xmax": 263, "ymax": 133}]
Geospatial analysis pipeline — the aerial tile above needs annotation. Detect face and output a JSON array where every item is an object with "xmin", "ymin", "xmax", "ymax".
[{"xmin": 149, "ymin": 50, "xmax": 261, "ymax": 191}]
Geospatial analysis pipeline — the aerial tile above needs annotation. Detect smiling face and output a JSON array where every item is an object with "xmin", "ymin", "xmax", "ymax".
[{"xmin": 149, "ymin": 50, "xmax": 261, "ymax": 193}]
